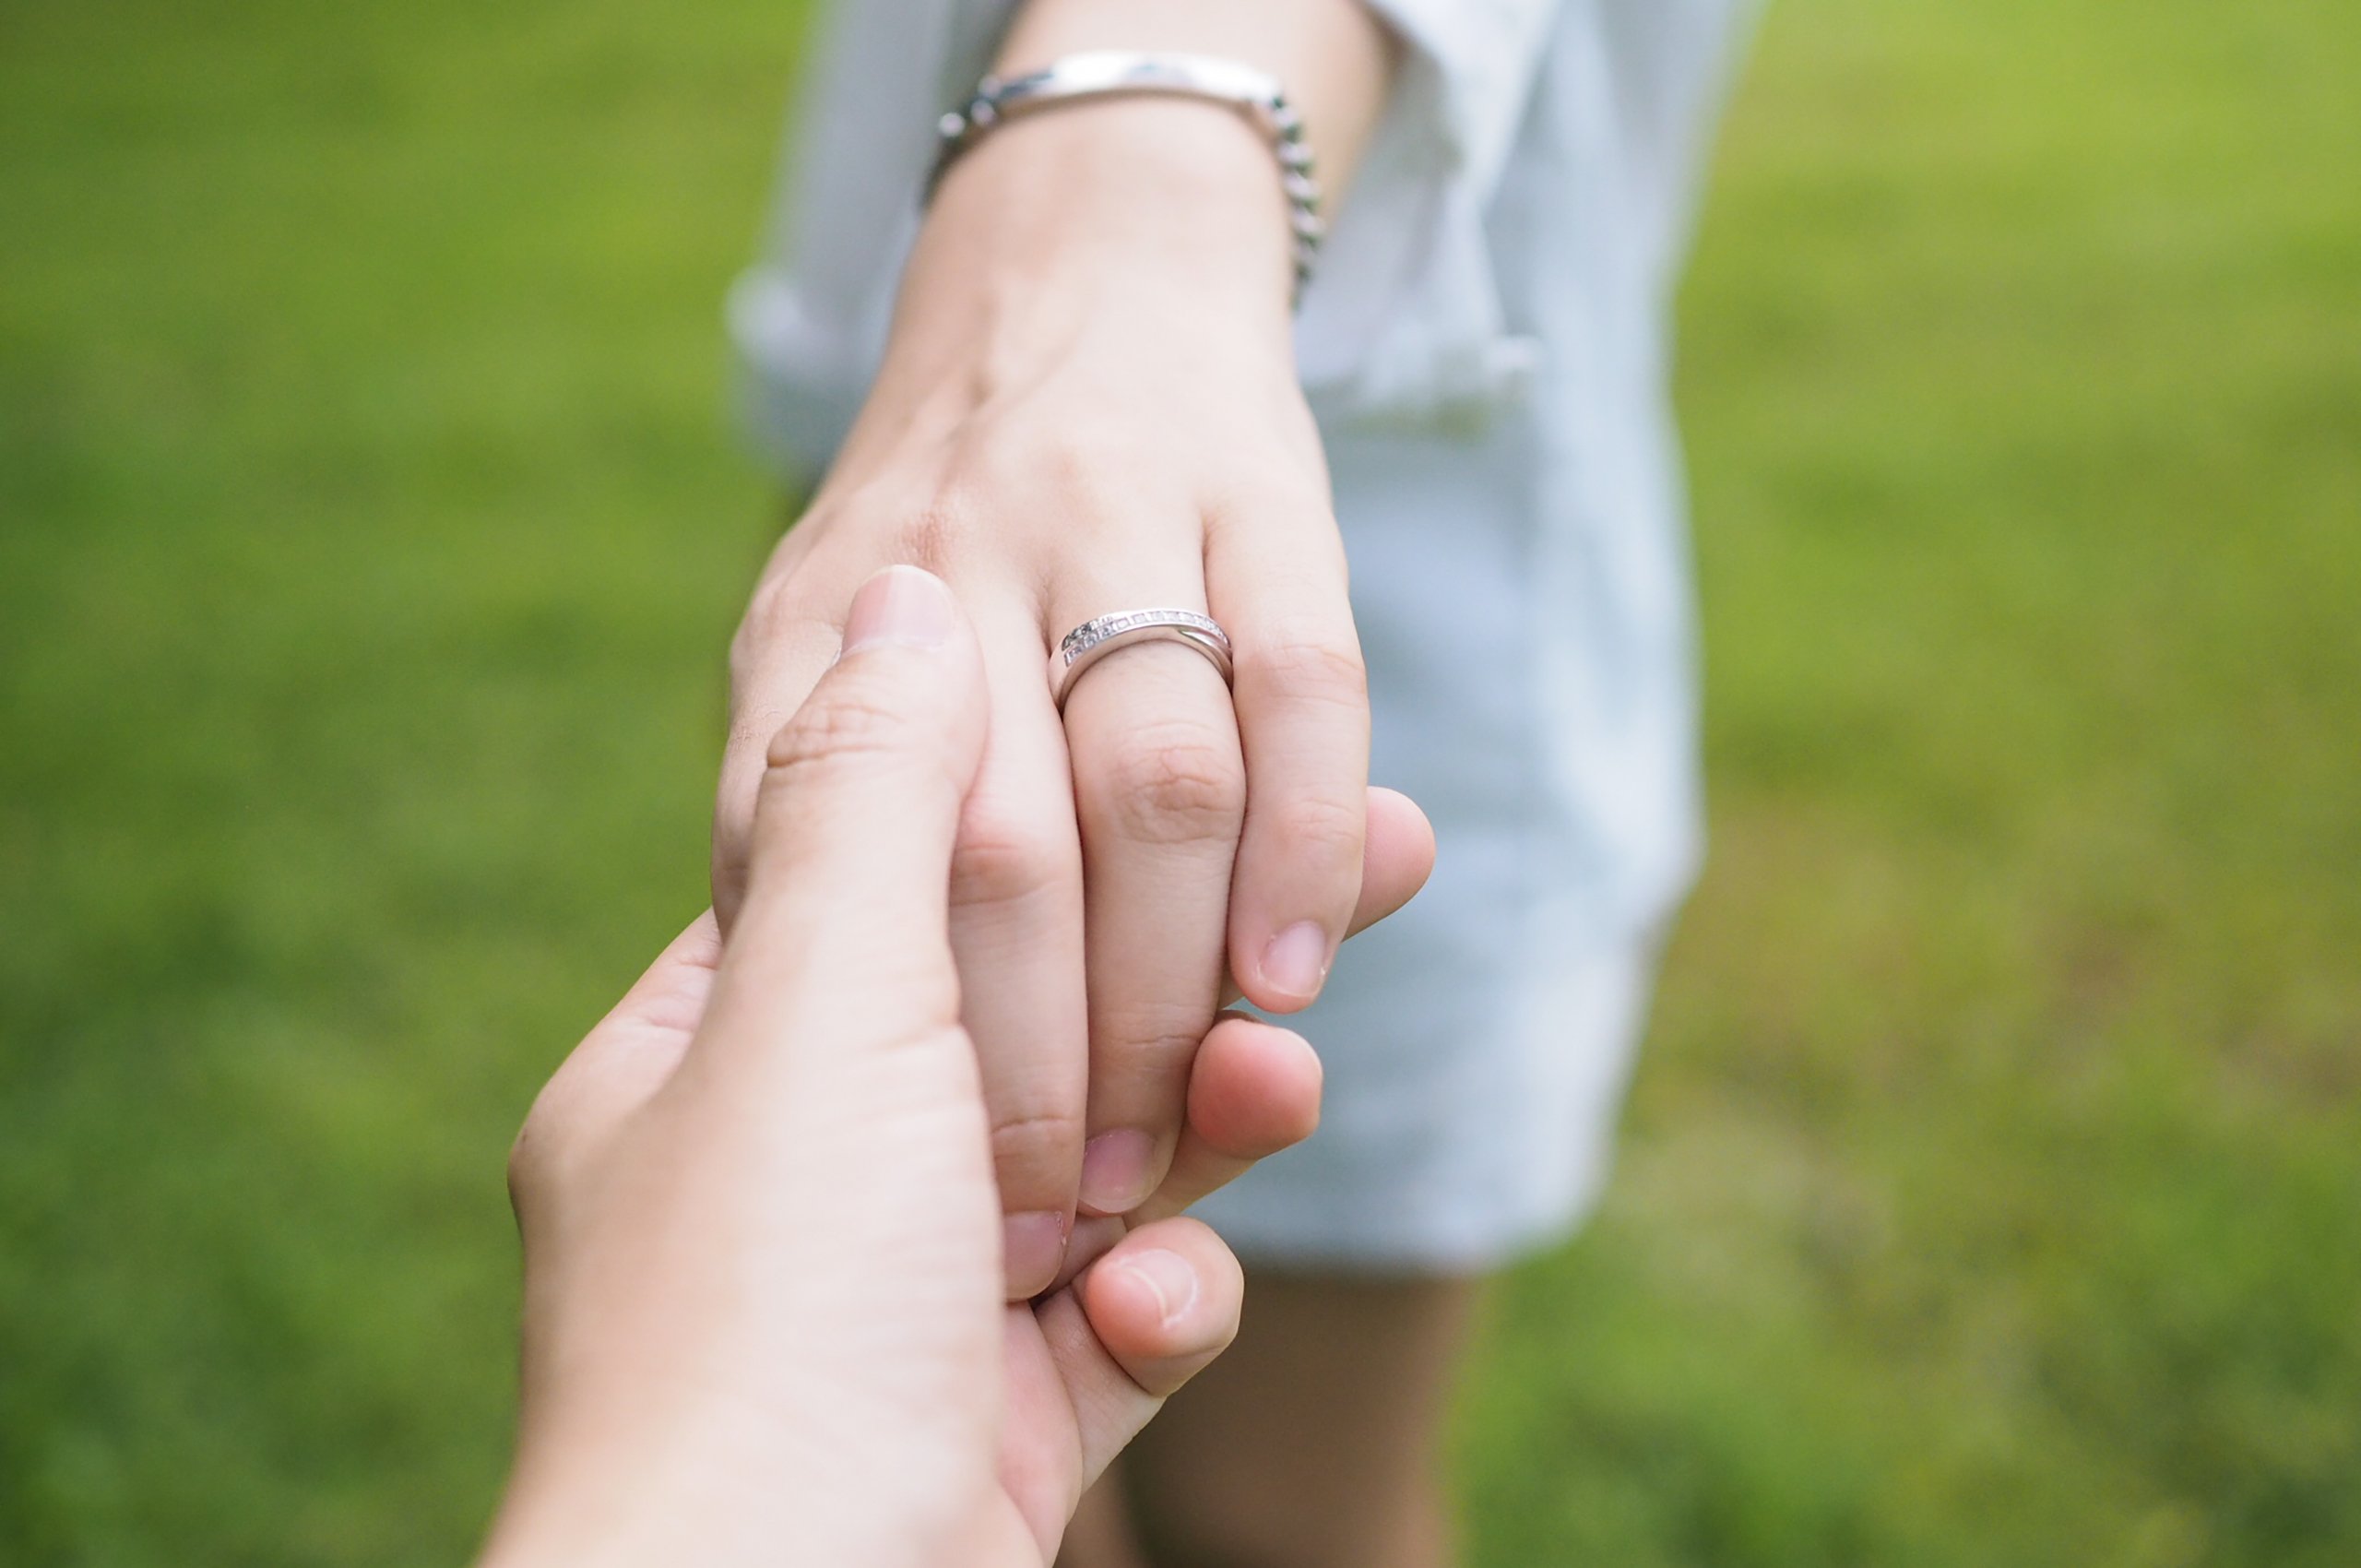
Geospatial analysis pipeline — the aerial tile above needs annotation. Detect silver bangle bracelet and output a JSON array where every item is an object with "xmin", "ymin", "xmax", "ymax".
[{"xmin": 929, "ymin": 51, "xmax": 1325, "ymax": 303}]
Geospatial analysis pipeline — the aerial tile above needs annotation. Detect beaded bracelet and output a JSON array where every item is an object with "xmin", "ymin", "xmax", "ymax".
[{"xmin": 929, "ymin": 51, "xmax": 1325, "ymax": 304}]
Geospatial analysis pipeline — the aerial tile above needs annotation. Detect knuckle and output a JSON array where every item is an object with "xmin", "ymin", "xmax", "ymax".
[
  {"xmin": 732, "ymin": 574, "xmax": 825, "ymax": 673},
  {"xmin": 1266, "ymin": 790, "xmax": 1366, "ymax": 873},
  {"xmin": 991, "ymin": 1107, "xmax": 1089, "ymax": 1178},
  {"xmin": 1029, "ymin": 439, "xmax": 1131, "ymax": 524},
  {"xmin": 730, "ymin": 495, "xmax": 973, "ymax": 681},
  {"xmin": 504, "ymin": 1096, "xmax": 561, "ymax": 1218},
  {"xmin": 966, "ymin": 416, "xmax": 1099, "ymax": 489},
  {"xmin": 1205, "ymin": 472, "xmax": 1340, "ymax": 541},
  {"xmin": 884, "ymin": 503, "xmax": 966, "ymax": 576},
  {"xmin": 879, "ymin": 1016, "xmax": 970, "ymax": 1059},
  {"xmin": 757, "ymin": 680, "xmax": 946, "ymax": 814},
  {"xmin": 1096, "ymin": 724, "xmax": 1247, "ymax": 845},
  {"xmin": 955, "ymin": 424, "xmax": 1189, "ymax": 550},
  {"xmin": 503, "ymin": 1128, "xmax": 537, "ymax": 1215},
  {"xmin": 725, "ymin": 701, "xmax": 795, "ymax": 757},
  {"xmin": 1096, "ymin": 1001, "xmax": 1214, "ymax": 1075},
  {"xmin": 949, "ymin": 794, "xmax": 1071, "ymax": 912},
  {"xmin": 765, "ymin": 683, "xmax": 919, "ymax": 774},
  {"xmin": 1251, "ymin": 631, "xmax": 1368, "ymax": 710}
]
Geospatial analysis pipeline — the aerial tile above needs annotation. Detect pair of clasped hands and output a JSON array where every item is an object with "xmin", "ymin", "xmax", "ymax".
[{"xmin": 479, "ymin": 566, "xmax": 1430, "ymax": 1567}]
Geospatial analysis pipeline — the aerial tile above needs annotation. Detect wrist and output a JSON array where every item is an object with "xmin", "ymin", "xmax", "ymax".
[
  {"xmin": 900, "ymin": 96, "xmax": 1299, "ymax": 352},
  {"xmin": 818, "ymin": 97, "xmax": 1321, "ymax": 505}
]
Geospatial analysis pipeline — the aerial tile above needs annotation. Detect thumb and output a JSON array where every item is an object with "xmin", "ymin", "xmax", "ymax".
[
  {"xmin": 1019, "ymin": 1217, "xmax": 1244, "ymax": 1548},
  {"xmin": 714, "ymin": 565, "xmax": 988, "ymax": 1039}
]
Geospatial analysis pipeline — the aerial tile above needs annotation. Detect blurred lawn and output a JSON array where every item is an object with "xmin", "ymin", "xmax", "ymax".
[{"xmin": 2, "ymin": 0, "xmax": 2355, "ymax": 1562}]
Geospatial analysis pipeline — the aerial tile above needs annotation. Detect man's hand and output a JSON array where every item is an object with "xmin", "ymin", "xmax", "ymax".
[{"xmin": 481, "ymin": 568, "xmax": 1431, "ymax": 1567}]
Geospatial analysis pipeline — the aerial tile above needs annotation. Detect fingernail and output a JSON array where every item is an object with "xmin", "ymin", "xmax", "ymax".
[
  {"xmin": 1078, "ymin": 1130, "xmax": 1157, "ymax": 1216},
  {"xmin": 1111, "ymin": 1247, "xmax": 1200, "ymax": 1331},
  {"xmin": 1001, "ymin": 1210, "xmax": 1068, "ymax": 1299},
  {"xmin": 1260, "ymin": 921, "xmax": 1333, "ymax": 1004},
  {"xmin": 840, "ymin": 564, "xmax": 955, "ymax": 655}
]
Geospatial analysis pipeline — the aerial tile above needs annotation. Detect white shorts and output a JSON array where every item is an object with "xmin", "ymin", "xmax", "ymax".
[{"xmin": 1191, "ymin": 928, "xmax": 1659, "ymax": 1275}]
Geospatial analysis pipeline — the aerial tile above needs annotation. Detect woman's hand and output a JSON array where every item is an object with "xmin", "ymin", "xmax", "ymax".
[
  {"xmin": 715, "ymin": 65, "xmax": 1390, "ymax": 1295},
  {"xmin": 481, "ymin": 570, "xmax": 1432, "ymax": 1568}
]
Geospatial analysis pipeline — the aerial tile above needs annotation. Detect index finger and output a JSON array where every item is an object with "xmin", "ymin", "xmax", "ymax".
[{"xmin": 706, "ymin": 566, "xmax": 988, "ymax": 1051}]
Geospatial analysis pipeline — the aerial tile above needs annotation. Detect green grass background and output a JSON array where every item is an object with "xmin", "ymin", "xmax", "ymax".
[{"xmin": 3, "ymin": 0, "xmax": 2355, "ymax": 1562}]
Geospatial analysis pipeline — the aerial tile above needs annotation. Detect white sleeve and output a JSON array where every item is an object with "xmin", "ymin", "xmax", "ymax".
[
  {"xmin": 1294, "ymin": 0, "xmax": 1565, "ymax": 424},
  {"xmin": 733, "ymin": 0, "xmax": 1570, "ymax": 471},
  {"xmin": 1367, "ymin": 0, "xmax": 1563, "ymax": 190},
  {"xmin": 729, "ymin": 0, "xmax": 1015, "ymax": 479}
]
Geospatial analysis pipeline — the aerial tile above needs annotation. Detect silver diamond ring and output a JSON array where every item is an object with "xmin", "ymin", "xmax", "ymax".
[{"xmin": 1050, "ymin": 609, "xmax": 1235, "ymax": 714}]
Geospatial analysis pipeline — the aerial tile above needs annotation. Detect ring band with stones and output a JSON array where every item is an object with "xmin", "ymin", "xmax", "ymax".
[{"xmin": 1050, "ymin": 609, "xmax": 1234, "ymax": 713}]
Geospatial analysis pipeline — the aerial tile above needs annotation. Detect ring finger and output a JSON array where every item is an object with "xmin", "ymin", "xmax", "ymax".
[{"xmin": 1055, "ymin": 572, "xmax": 1245, "ymax": 1217}]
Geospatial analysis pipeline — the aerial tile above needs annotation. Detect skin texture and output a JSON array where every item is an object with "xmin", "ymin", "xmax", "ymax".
[
  {"xmin": 481, "ymin": 568, "xmax": 1435, "ymax": 1568},
  {"xmin": 711, "ymin": 0, "xmax": 1398, "ymax": 1298}
]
